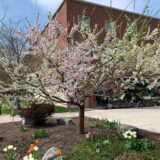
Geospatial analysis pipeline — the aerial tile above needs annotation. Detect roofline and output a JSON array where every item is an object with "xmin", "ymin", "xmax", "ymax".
[
  {"xmin": 75, "ymin": 0, "xmax": 160, "ymax": 21},
  {"xmin": 41, "ymin": 0, "xmax": 65, "ymax": 35},
  {"xmin": 41, "ymin": 0, "xmax": 160, "ymax": 34}
]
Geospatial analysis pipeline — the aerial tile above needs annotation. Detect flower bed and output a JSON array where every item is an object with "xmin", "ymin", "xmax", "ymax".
[{"xmin": 0, "ymin": 117, "xmax": 160, "ymax": 159}]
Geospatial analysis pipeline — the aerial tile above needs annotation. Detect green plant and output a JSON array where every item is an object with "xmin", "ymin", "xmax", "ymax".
[
  {"xmin": 124, "ymin": 138, "xmax": 155, "ymax": 151},
  {"xmin": 3, "ymin": 145, "xmax": 17, "ymax": 160},
  {"xmin": 90, "ymin": 119, "xmax": 119, "ymax": 129},
  {"xmin": 19, "ymin": 125, "xmax": 27, "ymax": 132},
  {"xmin": 87, "ymin": 117, "xmax": 99, "ymax": 122},
  {"xmin": 103, "ymin": 139, "xmax": 111, "ymax": 145},
  {"xmin": 33, "ymin": 129, "xmax": 51, "ymax": 139},
  {"xmin": 5, "ymin": 152, "xmax": 16, "ymax": 160},
  {"xmin": 94, "ymin": 142, "xmax": 101, "ymax": 153}
]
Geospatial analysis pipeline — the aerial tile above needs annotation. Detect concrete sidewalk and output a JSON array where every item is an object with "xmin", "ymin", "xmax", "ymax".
[
  {"xmin": 0, "ymin": 115, "xmax": 22, "ymax": 123},
  {"xmin": 1, "ymin": 106, "xmax": 160, "ymax": 133}
]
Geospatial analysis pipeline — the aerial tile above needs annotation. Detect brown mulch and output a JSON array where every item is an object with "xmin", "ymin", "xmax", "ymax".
[{"xmin": 1, "ymin": 117, "xmax": 160, "ymax": 159}]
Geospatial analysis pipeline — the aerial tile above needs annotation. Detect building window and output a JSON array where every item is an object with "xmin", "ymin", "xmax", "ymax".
[
  {"xmin": 105, "ymin": 21, "xmax": 112, "ymax": 32},
  {"xmin": 78, "ymin": 15, "xmax": 90, "ymax": 29},
  {"xmin": 149, "ymin": 29, "xmax": 156, "ymax": 40}
]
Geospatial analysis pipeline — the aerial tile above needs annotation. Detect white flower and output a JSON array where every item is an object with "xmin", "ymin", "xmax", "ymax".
[
  {"xmin": 132, "ymin": 131, "xmax": 136, "ymax": 135},
  {"xmin": 133, "ymin": 134, "xmax": 137, "ymax": 138},
  {"xmin": 13, "ymin": 147, "xmax": 17, "ymax": 151},
  {"xmin": 23, "ymin": 156, "xmax": 29, "ymax": 160},
  {"xmin": 29, "ymin": 158, "xmax": 34, "ymax": 160},
  {"xmin": 128, "ymin": 136, "xmax": 131, "ymax": 139},
  {"xmin": 34, "ymin": 146, "xmax": 38, "ymax": 151},
  {"xmin": 124, "ymin": 134, "xmax": 128, "ymax": 139},
  {"xmin": 29, "ymin": 154, "xmax": 32, "ymax": 158},
  {"xmin": 8, "ymin": 145, "xmax": 13, "ymax": 150},
  {"xmin": 3, "ymin": 148, "xmax": 7, "ymax": 152}
]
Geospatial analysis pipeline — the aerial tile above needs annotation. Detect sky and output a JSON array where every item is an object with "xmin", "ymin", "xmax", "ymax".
[{"xmin": 0, "ymin": 0, "xmax": 160, "ymax": 30}]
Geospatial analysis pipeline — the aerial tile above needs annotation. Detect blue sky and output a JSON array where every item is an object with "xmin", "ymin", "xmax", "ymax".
[{"xmin": 0, "ymin": 0, "xmax": 160, "ymax": 30}]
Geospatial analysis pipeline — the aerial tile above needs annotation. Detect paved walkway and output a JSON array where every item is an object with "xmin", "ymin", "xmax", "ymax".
[{"xmin": 1, "ymin": 106, "xmax": 160, "ymax": 133}]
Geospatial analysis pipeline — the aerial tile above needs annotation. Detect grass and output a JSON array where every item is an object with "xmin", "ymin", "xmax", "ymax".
[
  {"xmin": 1, "ymin": 108, "xmax": 19, "ymax": 115},
  {"xmin": 54, "ymin": 105, "xmax": 79, "ymax": 113},
  {"xmin": 1, "ymin": 102, "xmax": 79, "ymax": 115}
]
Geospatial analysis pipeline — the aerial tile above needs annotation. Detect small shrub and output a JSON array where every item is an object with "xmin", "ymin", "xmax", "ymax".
[
  {"xmin": 33, "ymin": 129, "xmax": 51, "ymax": 139},
  {"xmin": 20, "ymin": 103, "xmax": 55, "ymax": 126},
  {"xmin": 19, "ymin": 125, "xmax": 27, "ymax": 132}
]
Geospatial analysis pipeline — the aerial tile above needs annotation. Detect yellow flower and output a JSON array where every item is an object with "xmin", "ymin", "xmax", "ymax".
[{"xmin": 3, "ymin": 148, "xmax": 7, "ymax": 152}]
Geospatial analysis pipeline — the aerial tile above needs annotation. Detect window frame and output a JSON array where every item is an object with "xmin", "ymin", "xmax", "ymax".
[
  {"xmin": 105, "ymin": 20, "xmax": 113, "ymax": 32},
  {"xmin": 78, "ymin": 15, "xmax": 90, "ymax": 29}
]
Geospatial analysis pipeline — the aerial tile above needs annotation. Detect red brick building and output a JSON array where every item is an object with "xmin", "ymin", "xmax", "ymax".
[
  {"xmin": 42, "ymin": 0, "xmax": 160, "ymax": 108},
  {"xmin": 42, "ymin": 0, "xmax": 160, "ymax": 48}
]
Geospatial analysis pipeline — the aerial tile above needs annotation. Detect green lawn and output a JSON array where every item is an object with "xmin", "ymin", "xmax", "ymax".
[
  {"xmin": 1, "ymin": 105, "xmax": 79, "ymax": 115},
  {"xmin": 54, "ymin": 106, "xmax": 79, "ymax": 113}
]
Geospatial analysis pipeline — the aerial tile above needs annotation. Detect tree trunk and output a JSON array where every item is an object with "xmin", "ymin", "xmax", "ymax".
[{"xmin": 79, "ymin": 106, "xmax": 85, "ymax": 134}]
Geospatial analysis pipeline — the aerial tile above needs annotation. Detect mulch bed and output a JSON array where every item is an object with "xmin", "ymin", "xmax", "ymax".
[{"xmin": 0, "ymin": 117, "xmax": 160, "ymax": 159}]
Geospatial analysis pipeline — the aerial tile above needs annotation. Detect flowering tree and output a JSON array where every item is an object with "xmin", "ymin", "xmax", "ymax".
[{"xmin": 0, "ymin": 14, "xmax": 160, "ymax": 134}]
